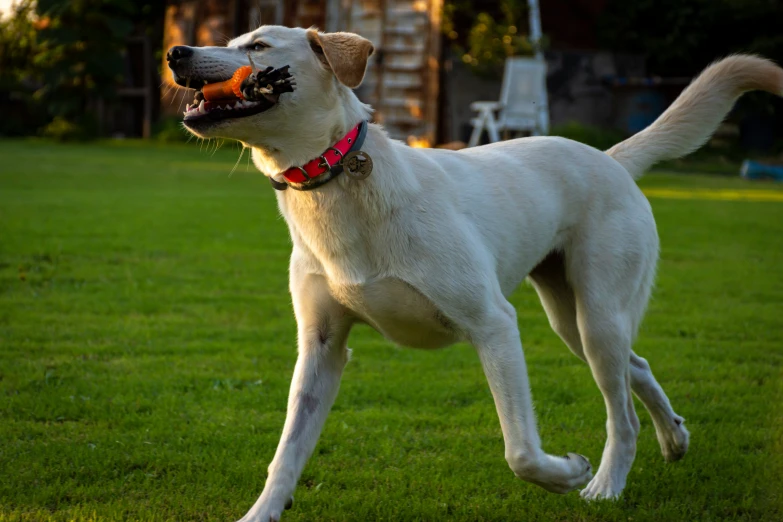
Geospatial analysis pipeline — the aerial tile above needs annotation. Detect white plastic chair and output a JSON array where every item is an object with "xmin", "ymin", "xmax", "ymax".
[{"xmin": 468, "ymin": 57, "xmax": 550, "ymax": 147}]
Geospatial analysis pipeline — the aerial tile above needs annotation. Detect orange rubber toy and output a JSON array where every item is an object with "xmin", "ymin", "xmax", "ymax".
[{"xmin": 201, "ymin": 66, "xmax": 253, "ymax": 101}]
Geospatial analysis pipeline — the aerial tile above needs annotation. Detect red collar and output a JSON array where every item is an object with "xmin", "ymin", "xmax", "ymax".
[{"xmin": 278, "ymin": 122, "xmax": 363, "ymax": 185}]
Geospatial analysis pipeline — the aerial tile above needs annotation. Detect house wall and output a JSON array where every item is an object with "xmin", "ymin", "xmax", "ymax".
[{"xmin": 344, "ymin": 0, "xmax": 442, "ymax": 145}]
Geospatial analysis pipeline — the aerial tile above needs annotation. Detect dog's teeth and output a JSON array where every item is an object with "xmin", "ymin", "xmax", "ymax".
[
  {"xmin": 198, "ymin": 100, "xmax": 206, "ymax": 114},
  {"xmin": 226, "ymin": 105, "xmax": 232, "ymax": 110}
]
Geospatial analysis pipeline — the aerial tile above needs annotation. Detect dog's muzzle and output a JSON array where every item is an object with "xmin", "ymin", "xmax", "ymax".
[
  {"xmin": 166, "ymin": 46, "xmax": 208, "ymax": 90},
  {"xmin": 165, "ymin": 46, "xmax": 296, "ymax": 126}
]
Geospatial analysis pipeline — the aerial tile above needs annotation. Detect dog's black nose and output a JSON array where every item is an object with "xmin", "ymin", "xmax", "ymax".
[{"xmin": 166, "ymin": 46, "xmax": 193, "ymax": 63}]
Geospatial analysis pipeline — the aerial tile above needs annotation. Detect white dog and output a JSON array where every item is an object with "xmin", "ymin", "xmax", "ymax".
[{"xmin": 166, "ymin": 26, "xmax": 783, "ymax": 521}]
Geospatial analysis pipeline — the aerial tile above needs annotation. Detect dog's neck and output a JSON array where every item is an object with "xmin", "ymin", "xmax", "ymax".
[
  {"xmin": 247, "ymin": 87, "xmax": 418, "ymax": 274},
  {"xmin": 269, "ymin": 122, "xmax": 416, "ymax": 283},
  {"xmin": 249, "ymin": 87, "xmax": 372, "ymax": 178}
]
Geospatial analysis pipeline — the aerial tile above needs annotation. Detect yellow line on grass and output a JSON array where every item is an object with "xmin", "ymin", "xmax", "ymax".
[{"xmin": 643, "ymin": 188, "xmax": 783, "ymax": 202}]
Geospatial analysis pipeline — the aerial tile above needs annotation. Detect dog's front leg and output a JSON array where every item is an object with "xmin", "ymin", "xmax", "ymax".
[{"xmin": 238, "ymin": 272, "xmax": 352, "ymax": 522}]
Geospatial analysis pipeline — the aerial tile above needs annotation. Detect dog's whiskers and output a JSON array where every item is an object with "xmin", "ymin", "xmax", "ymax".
[
  {"xmin": 176, "ymin": 79, "xmax": 192, "ymax": 113},
  {"xmin": 177, "ymin": 87, "xmax": 188, "ymax": 112},
  {"xmin": 230, "ymin": 145, "xmax": 246, "ymax": 178},
  {"xmin": 161, "ymin": 82, "xmax": 176, "ymax": 100},
  {"xmin": 212, "ymin": 139, "xmax": 225, "ymax": 156}
]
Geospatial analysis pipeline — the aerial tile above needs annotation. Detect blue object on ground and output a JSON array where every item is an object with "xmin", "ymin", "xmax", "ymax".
[{"xmin": 740, "ymin": 160, "xmax": 783, "ymax": 181}]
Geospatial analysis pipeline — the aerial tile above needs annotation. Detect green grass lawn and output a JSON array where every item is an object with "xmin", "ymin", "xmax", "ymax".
[{"xmin": 1, "ymin": 140, "xmax": 782, "ymax": 522}]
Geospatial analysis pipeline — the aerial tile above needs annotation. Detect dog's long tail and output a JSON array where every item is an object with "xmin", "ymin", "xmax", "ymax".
[{"xmin": 606, "ymin": 55, "xmax": 783, "ymax": 180}]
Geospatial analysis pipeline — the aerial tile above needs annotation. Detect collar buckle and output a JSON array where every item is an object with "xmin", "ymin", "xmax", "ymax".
[{"xmin": 317, "ymin": 155, "xmax": 330, "ymax": 172}]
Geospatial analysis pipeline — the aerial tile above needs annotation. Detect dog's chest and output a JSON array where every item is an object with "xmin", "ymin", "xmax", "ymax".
[
  {"xmin": 281, "ymin": 189, "xmax": 458, "ymax": 348},
  {"xmin": 328, "ymin": 277, "xmax": 459, "ymax": 349}
]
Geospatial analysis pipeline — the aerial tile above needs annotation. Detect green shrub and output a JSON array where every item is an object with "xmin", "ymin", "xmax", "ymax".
[
  {"xmin": 152, "ymin": 117, "xmax": 191, "ymax": 143},
  {"xmin": 40, "ymin": 115, "xmax": 98, "ymax": 141},
  {"xmin": 549, "ymin": 122, "xmax": 626, "ymax": 150}
]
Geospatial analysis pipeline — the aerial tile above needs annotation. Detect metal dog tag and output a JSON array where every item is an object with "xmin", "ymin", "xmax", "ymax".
[{"xmin": 342, "ymin": 150, "xmax": 373, "ymax": 180}]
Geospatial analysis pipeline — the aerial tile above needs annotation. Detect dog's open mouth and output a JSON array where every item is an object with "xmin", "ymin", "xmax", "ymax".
[
  {"xmin": 182, "ymin": 90, "xmax": 273, "ymax": 123},
  {"xmin": 177, "ymin": 64, "xmax": 295, "ymax": 125}
]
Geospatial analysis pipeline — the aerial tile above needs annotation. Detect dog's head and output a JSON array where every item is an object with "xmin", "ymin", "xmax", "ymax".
[{"xmin": 167, "ymin": 26, "xmax": 374, "ymax": 154}]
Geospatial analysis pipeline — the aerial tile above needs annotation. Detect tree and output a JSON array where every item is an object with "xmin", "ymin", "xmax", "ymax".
[
  {"xmin": 23, "ymin": 0, "xmax": 164, "ymax": 138},
  {"xmin": 597, "ymin": 0, "xmax": 783, "ymax": 76},
  {"xmin": 0, "ymin": 0, "xmax": 45, "ymax": 135},
  {"xmin": 443, "ymin": 0, "xmax": 536, "ymax": 77}
]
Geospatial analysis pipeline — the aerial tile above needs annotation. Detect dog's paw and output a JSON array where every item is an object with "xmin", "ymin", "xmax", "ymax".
[
  {"xmin": 580, "ymin": 438, "xmax": 636, "ymax": 501},
  {"xmin": 579, "ymin": 470, "xmax": 624, "ymax": 501},
  {"xmin": 518, "ymin": 452, "xmax": 592, "ymax": 494},
  {"xmin": 658, "ymin": 415, "xmax": 689, "ymax": 462},
  {"xmin": 552, "ymin": 452, "xmax": 594, "ymax": 493}
]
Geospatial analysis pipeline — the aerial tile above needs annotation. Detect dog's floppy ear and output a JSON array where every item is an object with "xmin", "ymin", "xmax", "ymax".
[{"xmin": 307, "ymin": 29, "xmax": 374, "ymax": 89}]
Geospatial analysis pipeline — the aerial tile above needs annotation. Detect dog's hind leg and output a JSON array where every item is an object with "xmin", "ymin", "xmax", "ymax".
[
  {"xmin": 529, "ymin": 251, "xmax": 689, "ymax": 466},
  {"xmin": 238, "ymin": 269, "xmax": 352, "ymax": 522},
  {"xmin": 565, "ymin": 207, "xmax": 673, "ymax": 500},
  {"xmin": 628, "ymin": 353, "xmax": 689, "ymax": 462},
  {"xmin": 573, "ymin": 296, "xmax": 637, "ymax": 500}
]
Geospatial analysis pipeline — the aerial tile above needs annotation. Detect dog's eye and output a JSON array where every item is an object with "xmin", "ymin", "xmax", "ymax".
[{"xmin": 248, "ymin": 42, "xmax": 269, "ymax": 52}]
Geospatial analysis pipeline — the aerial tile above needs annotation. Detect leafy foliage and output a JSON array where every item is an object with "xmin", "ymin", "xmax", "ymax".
[
  {"xmin": 33, "ymin": 0, "xmax": 167, "ymax": 139},
  {"xmin": 0, "ymin": 0, "xmax": 37, "ymax": 84},
  {"xmin": 0, "ymin": 1, "xmax": 164, "ymax": 138},
  {"xmin": 33, "ymin": 0, "xmax": 137, "ymax": 133},
  {"xmin": 0, "ymin": 0, "xmax": 46, "ymax": 135},
  {"xmin": 597, "ymin": 0, "xmax": 783, "ymax": 76},
  {"xmin": 443, "ymin": 0, "xmax": 537, "ymax": 77}
]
